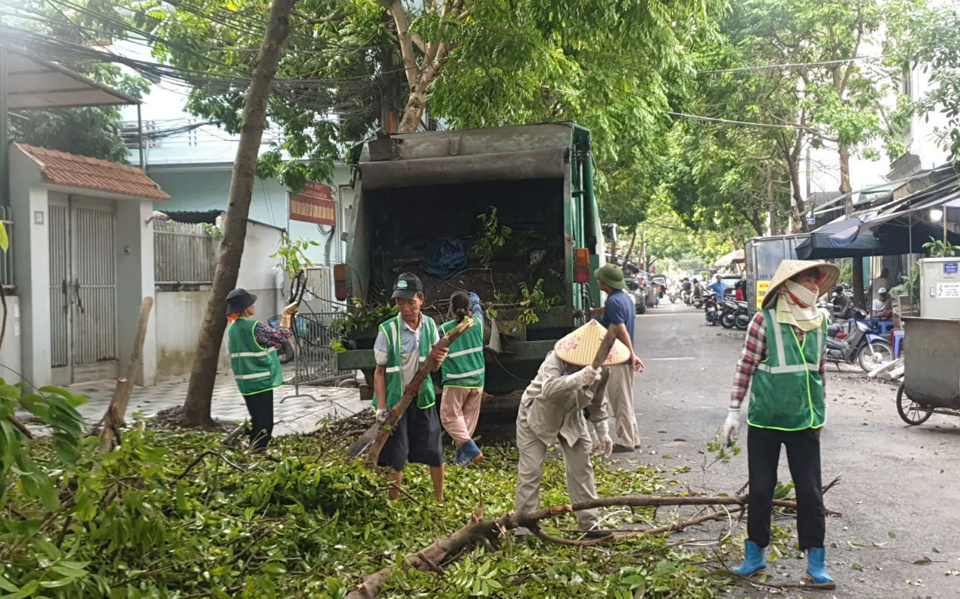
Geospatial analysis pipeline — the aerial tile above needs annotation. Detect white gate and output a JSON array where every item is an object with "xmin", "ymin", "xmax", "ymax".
[{"xmin": 49, "ymin": 197, "xmax": 118, "ymax": 385}]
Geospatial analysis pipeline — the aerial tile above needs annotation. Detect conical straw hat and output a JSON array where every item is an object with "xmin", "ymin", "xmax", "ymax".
[
  {"xmin": 761, "ymin": 260, "xmax": 840, "ymax": 309},
  {"xmin": 554, "ymin": 320, "xmax": 631, "ymax": 367}
]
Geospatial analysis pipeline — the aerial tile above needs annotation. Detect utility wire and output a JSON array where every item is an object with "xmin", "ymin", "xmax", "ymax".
[
  {"xmin": 665, "ymin": 111, "xmax": 821, "ymax": 132},
  {"xmin": 697, "ymin": 55, "xmax": 890, "ymax": 74}
]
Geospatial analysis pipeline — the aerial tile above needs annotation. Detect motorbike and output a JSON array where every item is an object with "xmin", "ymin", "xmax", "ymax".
[
  {"xmin": 719, "ymin": 299, "xmax": 750, "ymax": 330},
  {"xmin": 681, "ymin": 289, "xmax": 692, "ymax": 305},
  {"xmin": 667, "ymin": 287, "xmax": 678, "ymax": 304},
  {"xmin": 691, "ymin": 290, "xmax": 706, "ymax": 309},
  {"xmin": 826, "ymin": 285, "xmax": 854, "ymax": 320},
  {"xmin": 825, "ymin": 309, "xmax": 893, "ymax": 372},
  {"xmin": 704, "ymin": 294, "xmax": 720, "ymax": 325}
]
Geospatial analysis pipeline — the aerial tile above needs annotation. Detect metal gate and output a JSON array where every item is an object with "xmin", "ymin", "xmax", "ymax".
[{"xmin": 49, "ymin": 197, "xmax": 118, "ymax": 385}]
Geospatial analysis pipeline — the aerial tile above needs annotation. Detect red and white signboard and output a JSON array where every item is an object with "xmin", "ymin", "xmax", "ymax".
[{"xmin": 289, "ymin": 182, "xmax": 336, "ymax": 226}]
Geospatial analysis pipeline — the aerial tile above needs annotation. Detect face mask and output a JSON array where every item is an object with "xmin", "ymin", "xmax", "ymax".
[{"xmin": 784, "ymin": 280, "xmax": 819, "ymax": 308}]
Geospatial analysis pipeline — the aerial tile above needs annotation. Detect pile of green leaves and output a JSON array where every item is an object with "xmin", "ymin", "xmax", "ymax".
[{"xmin": 1, "ymin": 412, "xmax": 738, "ymax": 599}]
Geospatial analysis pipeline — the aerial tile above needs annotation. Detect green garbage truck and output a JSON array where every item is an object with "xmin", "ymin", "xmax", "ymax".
[{"xmin": 334, "ymin": 123, "xmax": 604, "ymax": 397}]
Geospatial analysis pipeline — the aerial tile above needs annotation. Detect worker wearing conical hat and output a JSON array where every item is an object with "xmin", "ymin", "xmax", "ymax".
[
  {"xmin": 723, "ymin": 260, "xmax": 839, "ymax": 589},
  {"xmin": 513, "ymin": 320, "xmax": 629, "ymax": 537}
]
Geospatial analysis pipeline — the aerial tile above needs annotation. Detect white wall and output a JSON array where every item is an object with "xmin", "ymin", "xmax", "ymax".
[
  {"xmin": 115, "ymin": 199, "xmax": 158, "ymax": 386},
  {"xmin": 0, "ymin": 296, "xmax": 23, "ymax": 385}
]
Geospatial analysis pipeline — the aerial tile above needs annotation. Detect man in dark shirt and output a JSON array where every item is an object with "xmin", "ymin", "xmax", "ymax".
[{"xmin": 590, "ymin": 264, "xmax": 644, "ymax": 452}]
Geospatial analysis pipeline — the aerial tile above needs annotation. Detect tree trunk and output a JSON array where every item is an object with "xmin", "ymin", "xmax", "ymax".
[
  {"xmin": 397, "ymin": 82, "xmax": 428, "ymax": 133},
  {"xmin": 622, "ymin": 230, "xmax": 637, "ymax": 268},
  {"xmin": 179, "ymin": 0, "xmax": 297, "ymax": 427},
  {"xmin": 765, "ymin": 166, "xmax": 780, "ymax": 236},
  {"xmin": 839, "ymin": 144, "xmax": 853, "ymax": 208},
  {"xmin": 100, "ymin": 297, "xmax": 153, "ymax": 451}
]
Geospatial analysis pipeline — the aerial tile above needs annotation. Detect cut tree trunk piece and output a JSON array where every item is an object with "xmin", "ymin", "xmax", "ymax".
[
  {"xmin": 99, "ymin": 297, "xmax": 153, "ymax": 452},
  {"xmin": 348, "ymin": 317, "xmax": 475, "ymax": 464},
  {"xmin": 179, "ymin": 0, "xmax": 298, "ymax": 428}
]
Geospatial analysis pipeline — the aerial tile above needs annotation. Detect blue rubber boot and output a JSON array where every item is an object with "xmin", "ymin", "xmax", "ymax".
[
  {"xmin": 455, "ymin": 439, "xmax": 482, "ymax": 466},
  {"xmin": 731, "ymin": 540, "xmax": 767, "ymax": 577},
  {"xmin": 805, "ymin": 547, "xmax": 836, "ymax": 588},
  {"xmin": 452, "ymin": 445, "xmax": 464, "ymax": 465}
]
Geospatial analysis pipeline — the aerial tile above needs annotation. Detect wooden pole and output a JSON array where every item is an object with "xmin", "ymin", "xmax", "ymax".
[{"xmin": 99, "ymin": 297, "xmax": 153, "ymax": 451}]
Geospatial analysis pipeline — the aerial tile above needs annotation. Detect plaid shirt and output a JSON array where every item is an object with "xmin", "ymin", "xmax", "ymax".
[{"xmin": 730, "ymin": 311, "xmax": 826, "ymax": 409}]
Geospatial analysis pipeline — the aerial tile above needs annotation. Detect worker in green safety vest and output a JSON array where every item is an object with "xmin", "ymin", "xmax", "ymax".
[
  {"xmin": 373, "ymin": 273, "xmax": 449, "ymax": 501},
  {"xmin": 439, "ymin": 291, "xmax": 485, "ymax": 466},
  {"xmin": 226, "ymin": 288, "xmax": 297, "ymax": 450},
  {"xmin": 721, "ymin": 260, "xmax": 839, "ymax": 589}
]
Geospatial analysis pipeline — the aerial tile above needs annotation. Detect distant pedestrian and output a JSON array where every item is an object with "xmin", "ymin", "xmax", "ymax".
[
  {"xmin": 707, "ymin": 274, "xmax": 725, "ymax": 302},
  {"xmin": 373, "ymin": 273, "xmax": 449, "ymax": 501},
  {"xmin": 590, "ymin": 264, "xmax": 644, "ymax": 452},
  {"xmin": 439, "ymin": 291, "xmax": 485, "ymax": 466},
  {"xmin": 721, "ymin": 260, "xmax": 839, "ymax": 589},
  {"xmin": 226, "ymin": 288, "xmax": 296, "ymax": 451}
]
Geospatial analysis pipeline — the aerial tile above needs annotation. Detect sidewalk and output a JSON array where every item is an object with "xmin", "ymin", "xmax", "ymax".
[{"xmin": 53, "ymin": 368, "xmax": 365, "ymax": 437}]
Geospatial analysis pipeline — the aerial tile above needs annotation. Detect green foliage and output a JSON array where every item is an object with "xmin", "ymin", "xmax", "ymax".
[
  {"xmin": 1, "ymin": 426, "xmax": 734, "ymax": 599},
  {"xmin": 200, "ymin": 223, "xmax": 223, "ymax": 240},
  {"xmin": 921, "ymin": 236, "xmax": 958, "ymax": 258},
  {"xmin": 330, "ymin": 299, "xmax": 399, "ymax": 337},
  {"xmin": 516, "ymin": 278, "xmax": 563, "ymax": 326},
  {"xmin": 473, "ymin": 207, "xmax": 513, "ymax": 269},
  {"xmin": 271, "ymin": 235, "xmax": 320, "ymax": 279},
  {"xmin": 0, "ymin": 380, "xmax": 86, "ymax": 511}
]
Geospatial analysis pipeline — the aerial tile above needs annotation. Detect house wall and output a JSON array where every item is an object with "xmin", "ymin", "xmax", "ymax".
[
  {"xmin": 153, "ymin": 221, "xmax": 284, "ymax": 379},
  {"xmin": 0, "ymin": 296, "xmax": 23, "ymax": 384},
  {"xmin": 9, "ymin": 150, "xmax": 51, "ymax": 387},
  {"xmin": 147, "ymin": 164, "xmax": 351, "ymax": 267},
  {"xmin": 115, "ymin": 199, "xmax": 158, "ymax": 386}
]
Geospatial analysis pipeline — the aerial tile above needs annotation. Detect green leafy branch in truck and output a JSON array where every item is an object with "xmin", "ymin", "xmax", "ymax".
[
  {"xmin": 330, "ymin": 299, "xmax": 399, "ymax": 340},
  {"xmin": 270, "ymin": 235, "xmax": 319, "ymax": 280},
  {"xmin": 473, "ymin": 207, "xmax": 513, "ymax": 269}
]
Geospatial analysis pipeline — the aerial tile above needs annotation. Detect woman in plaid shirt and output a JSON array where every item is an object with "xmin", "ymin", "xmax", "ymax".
[{"xmin": 722, "ymin": 260, "xmax": 839, "ymax": 589}]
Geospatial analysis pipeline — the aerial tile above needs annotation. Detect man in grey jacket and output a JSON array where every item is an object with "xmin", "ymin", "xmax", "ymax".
[{"xmin": 513, "ymin": 321, "xmax": 629, "ymax": 536}]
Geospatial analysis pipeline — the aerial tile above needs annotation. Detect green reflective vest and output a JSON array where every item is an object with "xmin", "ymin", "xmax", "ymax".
[
  {"xmin": 375, "ymin": 314, "xmax": 437, "ymax": 410},
  {"xmin": 748, "ymin": 309, "xmax": 827, "ymax": 431},
  {"xmin": 440, "ymin": 314, "xmax": 485, "ymax": 389},
  {"xmin": 227, "ymin": 318, "xmax": 283, "ymax": 396}
]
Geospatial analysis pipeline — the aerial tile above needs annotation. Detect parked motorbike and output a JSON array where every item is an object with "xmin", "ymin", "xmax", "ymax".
[
  {"xmin": 826, "ymin": 285, "xmax": 854, "ymax": 320},
  {"xmin": 704, "ymin": 294, "xmax": 720, "ymax": 325},
  {"xmin": 719, "ymin": 299, "xmax": 750, "ymax": 330},
  {"xmin": 825, "ymin": 310, "xmax": 893, "ymax": 372}
]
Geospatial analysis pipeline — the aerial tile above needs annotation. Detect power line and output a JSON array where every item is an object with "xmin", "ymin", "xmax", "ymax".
[
  {"xmin": 697, "ymin": 55, "xmax": 890, "ymax": 74},
  {"xmin": 665, "ymin": 111, "xmax": 820, "ymax": 132}
]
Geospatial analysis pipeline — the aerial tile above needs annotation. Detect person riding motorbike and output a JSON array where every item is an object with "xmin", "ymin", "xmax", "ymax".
[{"xmin": 681, "ymin": 278, "xmax": 693, "ymax": 304}]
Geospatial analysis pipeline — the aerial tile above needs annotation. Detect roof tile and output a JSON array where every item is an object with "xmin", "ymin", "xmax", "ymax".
[{"xmin": 17, "ymin": 144, "xmax": 171, "ymax": 201}]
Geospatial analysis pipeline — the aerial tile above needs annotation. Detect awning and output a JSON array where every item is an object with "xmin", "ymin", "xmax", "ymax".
[
  {"xmin": 795, "ymin": 216, "xmax": 885, "ymax": 259},
  {"xmin": 3, "ymin": 48, "xmax": 139, "ymax": 109},
  {"xmin": 714, "ymin": 249, "xmax": 744, "ymax": 267}
]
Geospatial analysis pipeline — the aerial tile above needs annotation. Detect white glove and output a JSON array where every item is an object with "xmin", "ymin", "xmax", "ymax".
[
  {"xmin": 375, "ymin": 409, "xmax": 390, "ymax": 424},
  {"xmin": 575, "ymin": 366, "xmax": 602, "ymax": 387},
  {"xmin": 722, "ymin": 408, "xmax": 742, "ymax": 446},
  {"xmin": 594, "ymin": 420, "xmax": 613, "ymax": 457}
]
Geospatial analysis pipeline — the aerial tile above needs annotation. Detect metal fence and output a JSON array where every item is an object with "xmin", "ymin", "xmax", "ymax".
[
  {"xmin": 287, "ymin": 310, "xmax": 346, "ymax": 385},
  {"xmin": 0, "ymin": 206, "xmax": 13, "ymax": 289},
  {"xmin": 153, "ymin": 221, "xmax": 220, "ymax": 285}
]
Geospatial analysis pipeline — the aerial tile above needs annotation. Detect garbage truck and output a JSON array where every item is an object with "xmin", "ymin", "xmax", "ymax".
[{"xmin": 335, "ymin": 123, "xmax": 604, "ymax": 397}]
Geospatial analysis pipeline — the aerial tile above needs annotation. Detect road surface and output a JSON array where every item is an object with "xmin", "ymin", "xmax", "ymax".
[{"xmin": 632, "ymin": 301, "xmax": 960, "ymax": 598}]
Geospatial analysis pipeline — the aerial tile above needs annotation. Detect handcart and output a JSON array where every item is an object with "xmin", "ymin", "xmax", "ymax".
[{"xmin": 896, "ymin": 317, "xmax": 960, "ymax": 425}]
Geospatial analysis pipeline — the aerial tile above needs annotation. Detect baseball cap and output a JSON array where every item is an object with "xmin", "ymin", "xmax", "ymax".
[
  {"xmin": 391, "ymin": 272, "xmax": 424, "ymax": 300},
  {"xmin": 878, "ymin": 287, "xmax": 887, "ymax": 295}
]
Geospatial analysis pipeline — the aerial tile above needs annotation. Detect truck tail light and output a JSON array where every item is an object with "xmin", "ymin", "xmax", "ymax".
[
  {"xmin": 574, "ymin": 248, "xmax": 590, "ymax": 283},
  {"xmin": 334, "ymin": 263, "xmax": 347, "ymax": 300}
]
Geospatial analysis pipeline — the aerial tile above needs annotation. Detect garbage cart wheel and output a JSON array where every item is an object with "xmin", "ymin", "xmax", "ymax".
[{"xmin": 896, "ymin": 383, "xmax": 932, "ymax": 426}]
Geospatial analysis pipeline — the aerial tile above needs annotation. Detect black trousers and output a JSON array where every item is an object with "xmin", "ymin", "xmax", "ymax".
[
  {"xmin": 243, "ymin": 390, "xmax": 274, "ymax": 450},
  {"xmin": 747, "ymin": 426, "xmax": 825, "ymax": 550}
]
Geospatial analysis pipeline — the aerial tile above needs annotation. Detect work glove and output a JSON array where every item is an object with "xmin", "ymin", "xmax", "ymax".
[
  {"xmin": 574, "ymin": 365, "xmax": 602, "ymax": 387},
  {"xmin": 375, "ymin": 408, "xmax": 390, "ymax": 424},
  {"xmin": 594, "ymin": 420, "xmax": 613, "ymax": 457},
  {"xmin": 431, "ymin": 346, "xmax": 449, "ymax": 366},
  {"xmin": 280, "ymin": 301, "xmax": 300, "ymax": 329},
  {"xmin": 722, "ymin": 408, "xmax": 742, "ymax": 446}
]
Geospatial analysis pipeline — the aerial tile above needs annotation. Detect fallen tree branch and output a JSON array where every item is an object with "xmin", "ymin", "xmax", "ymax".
[
  {"xmin": 344, "ymin": 491, "xmax": 839, "ymax": 599},
  {"xmin": 534, "ymin": 528, "xmax": 612, "ymax": 547}
]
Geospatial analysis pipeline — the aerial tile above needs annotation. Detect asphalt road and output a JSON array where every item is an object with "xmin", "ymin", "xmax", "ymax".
[{"xmin": 631, "ymin": 300, "xmax": 960, "ymax": 599}]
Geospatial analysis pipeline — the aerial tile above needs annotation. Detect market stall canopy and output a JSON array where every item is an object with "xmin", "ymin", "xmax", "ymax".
[
  {"xmin": 797, "ymin": 166, "xmax": 960, "ymax": 260},
  {"xmin": 714, "ymin": 248, "xmax": 744, "ymax": 267},
  {"xmin": 3, "ymin": 48, "xmax": 139, "ymax": 109}
]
